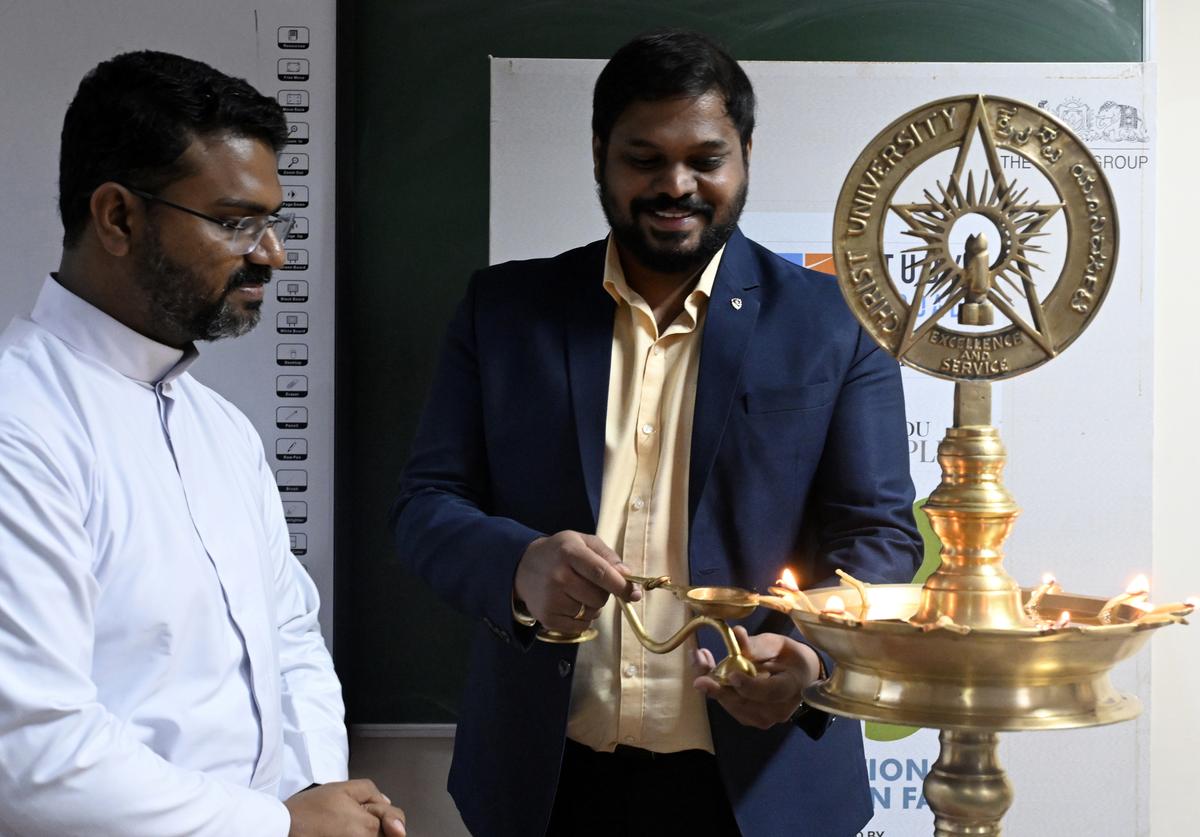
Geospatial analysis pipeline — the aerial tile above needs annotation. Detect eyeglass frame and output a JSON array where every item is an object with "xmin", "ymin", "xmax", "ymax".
[{"xmin": 121, "ymin": 184, "xmax": 296, "ymax": 256}]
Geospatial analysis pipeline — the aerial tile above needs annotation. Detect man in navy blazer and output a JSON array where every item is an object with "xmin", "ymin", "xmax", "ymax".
[{"xmin": 391, "ymin": 29, "xmax": 921, "ymax": 837}]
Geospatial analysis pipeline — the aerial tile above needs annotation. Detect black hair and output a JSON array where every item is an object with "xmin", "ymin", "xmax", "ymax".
[
  {"xmin": 58, "ymin": 50, "xmax": 288, "ymax": 246},
  {"xmin": 592, "ymin": 29, "xmax": 755, "ymax": 154}
]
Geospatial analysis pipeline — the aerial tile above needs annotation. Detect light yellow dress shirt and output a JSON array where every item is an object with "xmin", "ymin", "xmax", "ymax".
[{"xmin": 566, "ymin": 237, "xmax": 726, "ymax": 755}]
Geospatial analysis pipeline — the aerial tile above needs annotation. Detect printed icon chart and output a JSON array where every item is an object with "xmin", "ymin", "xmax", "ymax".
[{"xmin": 268, "ymin": 16, "xmax": 322, "ymax": 598}]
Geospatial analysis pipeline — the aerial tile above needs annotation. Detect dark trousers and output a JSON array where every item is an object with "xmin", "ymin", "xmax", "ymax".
[{"xmin": 545, "ymin": 738, "xmax": 743, "ymax": 836}]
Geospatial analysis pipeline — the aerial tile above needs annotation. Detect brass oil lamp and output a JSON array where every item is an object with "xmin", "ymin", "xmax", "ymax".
[{"xmin": 783, "ymin": 94, "xmax": 1192, "ymax": 835}]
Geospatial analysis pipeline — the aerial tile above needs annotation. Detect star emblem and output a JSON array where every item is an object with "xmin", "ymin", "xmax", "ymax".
[{"xmin": 890, "ymin": 97, "xmax": 1064, "ymax": 358}]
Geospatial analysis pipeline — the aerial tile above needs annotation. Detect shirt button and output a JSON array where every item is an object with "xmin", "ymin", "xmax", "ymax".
[
  {"xmin": 652, "ymin": 347, "xmax": 662, "ymax": 356},
  {"xmin": 624, "ymin": 664, "xmax": 637, "ymax": 678},
  {"xmin": 624, "ymin": 736, "xmax": 635, "ymax": 744},
  {"xmin": 641, "ymin": 423, "xmax": 654, "ymax": 435},
  {"xmin": 631, "ymin": 497, "xmax": 645, "ymax": 511}
]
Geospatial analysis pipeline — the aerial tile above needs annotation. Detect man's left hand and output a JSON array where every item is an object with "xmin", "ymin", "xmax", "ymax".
[{"xmin": 691, "ymin": 626, "xmax": 823, "ymax": 729}]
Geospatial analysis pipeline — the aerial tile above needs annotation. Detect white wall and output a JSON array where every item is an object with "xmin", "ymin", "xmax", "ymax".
[
  {"xmin": 1150, "ymin": 1, "xmax": 1200, "ymax": 834},
  {"xmin": 0, "ymin": 0, "xmax": 341, "ymax": 643}
]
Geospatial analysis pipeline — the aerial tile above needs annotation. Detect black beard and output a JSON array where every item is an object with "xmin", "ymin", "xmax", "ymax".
[
  {"xmin": 598, "ymin": 177, "xmax": 747, "ymax": 276},
  {"xmin": 134, "ymin": 227, "xmax": 271, "ymax": 343}
]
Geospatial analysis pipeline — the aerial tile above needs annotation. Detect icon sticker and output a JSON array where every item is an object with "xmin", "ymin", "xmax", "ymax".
[
  {"xmin": 278, "ymin": 58, "xmax": 310, "ymax": 81},
  {"xmin": 277, "ymin": 279, "xmax": 309, "ymax": 303},
  {"xmin": 281, "ymin": 185, "xmax": 309, "ymax": 208},
  {"xmin": 287, "ymin": 217, "xmax": 309, "ymax": 240},
  {"xmin": 278, "ymin": 26, "xmax": 310, "ymax": 49},
  {"xmin": 277, "ymin": 90, "xmax": 309, "ymax": 113},
  {"xmin": 281, "ymin": 249, "xmax": 309, "ymax": 271},
  {"xmin": 277, "ymin": 312, "xmax": 309, "ymax": 335},
  {"xmin": 276, "ymin": 406, "xmax": 309, "ymax": 429},
  {"xmin": 275, "ymin": 469, "xmax": 308, "ymax": 492},
  {"xmin": 276, "ymin": 438, "xmax": 309, "ymax": 461},
  {"xmin": 278, "ymin": 152, "xmax": 309, "ymax": 176},
  {"xmin": 283, "ymin": 500, "xmax": 308, "ymax": 524},
  {"xmin": 276, "ymin": 343, "xmax": 309, "ymax": 366},
  {"xmin": 276, "ymin": 374, "xmax": 308, "ymax": 397},
  {"xmin": 285, "ymin": 121, "xmax": 310, "ymax": 145}
]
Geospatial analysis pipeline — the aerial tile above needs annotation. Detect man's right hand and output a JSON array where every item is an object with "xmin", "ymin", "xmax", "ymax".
[
  {"xmin": 285, "ymin": 780, "xmax": 406, "ymax": 837},
  {"xmin": 514, "ymin": 531, "xmax": 640, "ymax": 633}
]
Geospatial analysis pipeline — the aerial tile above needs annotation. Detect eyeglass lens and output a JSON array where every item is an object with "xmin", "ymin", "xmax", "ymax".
[{"xmin": 238, "ymin": 214, "xmax": 296, "ymax": 255}]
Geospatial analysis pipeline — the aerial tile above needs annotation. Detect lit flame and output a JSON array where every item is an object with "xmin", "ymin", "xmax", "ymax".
[
  {"xmin": 824, "ymin": 594, "xmax": 846, "ymax": 614},
  {"xmin": 779, "ymin": 568, "xmax": 800, "ymax": 591},
  {"xmin": 1055, "ymin": 611, "xmax": 1071, "ymax": 629},
  {"xmin": 1042, "ymin": 573, "xmax": 1056, "ymax": 586},
  {"xmin": 1127, "ymin": 574, "xmax": 1150, "ymax": 595}
]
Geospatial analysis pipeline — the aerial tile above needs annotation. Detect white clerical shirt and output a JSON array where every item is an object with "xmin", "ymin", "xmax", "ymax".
[{"xmin": 0, "ymin": 277, "xmax": 347, "ymax": 836}]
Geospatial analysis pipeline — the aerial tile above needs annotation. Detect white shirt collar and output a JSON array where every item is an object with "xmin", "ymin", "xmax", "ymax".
[{"xmin": 30, "ymin": 275, "xmax": 198, "ymax": 385}]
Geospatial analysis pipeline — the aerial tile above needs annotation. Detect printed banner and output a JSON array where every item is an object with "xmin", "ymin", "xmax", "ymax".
[{"xmin": 491, "ymin": 58, "xmax": 1154, "ymax": 836}]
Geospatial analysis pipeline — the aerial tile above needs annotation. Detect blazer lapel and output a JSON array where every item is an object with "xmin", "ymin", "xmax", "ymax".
[
  {"xmin": 565, "ymin": 243, "xmax": 615, "ymax": 527},
  {"xmin": 689, "ymin": 230, "xmax": 761, "ymax": 527}
]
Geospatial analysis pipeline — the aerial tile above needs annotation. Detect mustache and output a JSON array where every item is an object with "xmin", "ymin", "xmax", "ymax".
[
  {"xmin": 223, "ymin": 264, "xmax": 274, "ymax": 293},
  {"xmin": 631, "ymin": 194, "xmax": 715, "ymax": 219}
]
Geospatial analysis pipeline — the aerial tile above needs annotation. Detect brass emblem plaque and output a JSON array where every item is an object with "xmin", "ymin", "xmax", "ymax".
[{"xmin": 832, "ymin": 94, "xmax": 1118, "ymax": 380}]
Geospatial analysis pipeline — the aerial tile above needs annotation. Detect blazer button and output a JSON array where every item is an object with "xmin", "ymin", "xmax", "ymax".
[{"xmin": 558, "ymin": 659, "xmax": 572, "ymax": 678}]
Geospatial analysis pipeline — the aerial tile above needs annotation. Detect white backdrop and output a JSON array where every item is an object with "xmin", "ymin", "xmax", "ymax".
[
  {"xmin": 491, "ymin": 58, "xmax": 1155, "ymax": 835},
  {"xmin": 0, "ymin": 0, "xmax": 339, "ymax": 642}
]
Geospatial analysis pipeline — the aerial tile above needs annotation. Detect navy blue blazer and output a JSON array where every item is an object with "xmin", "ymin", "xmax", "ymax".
[{"xmin": 391, "ymin": 229, "xmax": 921, "ymax": 837}]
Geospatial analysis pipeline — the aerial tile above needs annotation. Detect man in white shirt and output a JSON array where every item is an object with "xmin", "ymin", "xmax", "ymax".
[{"xmin": 0, "ymin": 51, "xmax": 405, "ymax": 837}]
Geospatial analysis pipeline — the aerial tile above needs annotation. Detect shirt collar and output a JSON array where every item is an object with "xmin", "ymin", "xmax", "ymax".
[
  {"xmin": 601, "ymin": 236, "xmax": 726, "ymax": 327},
  {"xmin": 31, "ymin": 275, "xmax": 198, "ymax": 385}
]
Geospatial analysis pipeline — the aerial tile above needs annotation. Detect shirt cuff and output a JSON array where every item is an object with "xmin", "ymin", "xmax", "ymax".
[
  {"xmin": 511, "ymin": 591, "xmax": 537, "ymax": 627},
  {"xmin": 234, "ymin": 786, "xmax": 293, "ymax": 837},
  {"xmin": 791, "ymin": 650, "xmax": 834, "ymax": 739}
]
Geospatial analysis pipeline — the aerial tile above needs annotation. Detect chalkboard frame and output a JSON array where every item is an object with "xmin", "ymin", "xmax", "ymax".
[{"xmin": 335, "ymin": 0, "xmax": 1144, "ymax": 726}]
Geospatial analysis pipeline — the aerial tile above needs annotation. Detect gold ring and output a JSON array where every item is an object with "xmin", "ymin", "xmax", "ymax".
[{"xmin": 573, "ymin": 602, "xmax": 587, "ymax": 621}]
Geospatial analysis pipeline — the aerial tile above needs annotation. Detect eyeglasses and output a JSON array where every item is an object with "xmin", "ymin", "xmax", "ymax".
[{"xmin": 123, "ymin": 185, "xmax": 296, "ymax": 256}]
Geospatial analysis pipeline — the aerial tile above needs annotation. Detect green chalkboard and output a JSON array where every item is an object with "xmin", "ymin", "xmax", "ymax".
[{"xmin": 334, "ymin": 0, "xmax": 1143, "ymax": 724}]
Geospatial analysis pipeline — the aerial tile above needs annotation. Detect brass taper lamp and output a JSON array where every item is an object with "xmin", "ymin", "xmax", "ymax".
[{"xmin": 537, "ymin": 574, "xmax": 759, "ymax": 685}]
